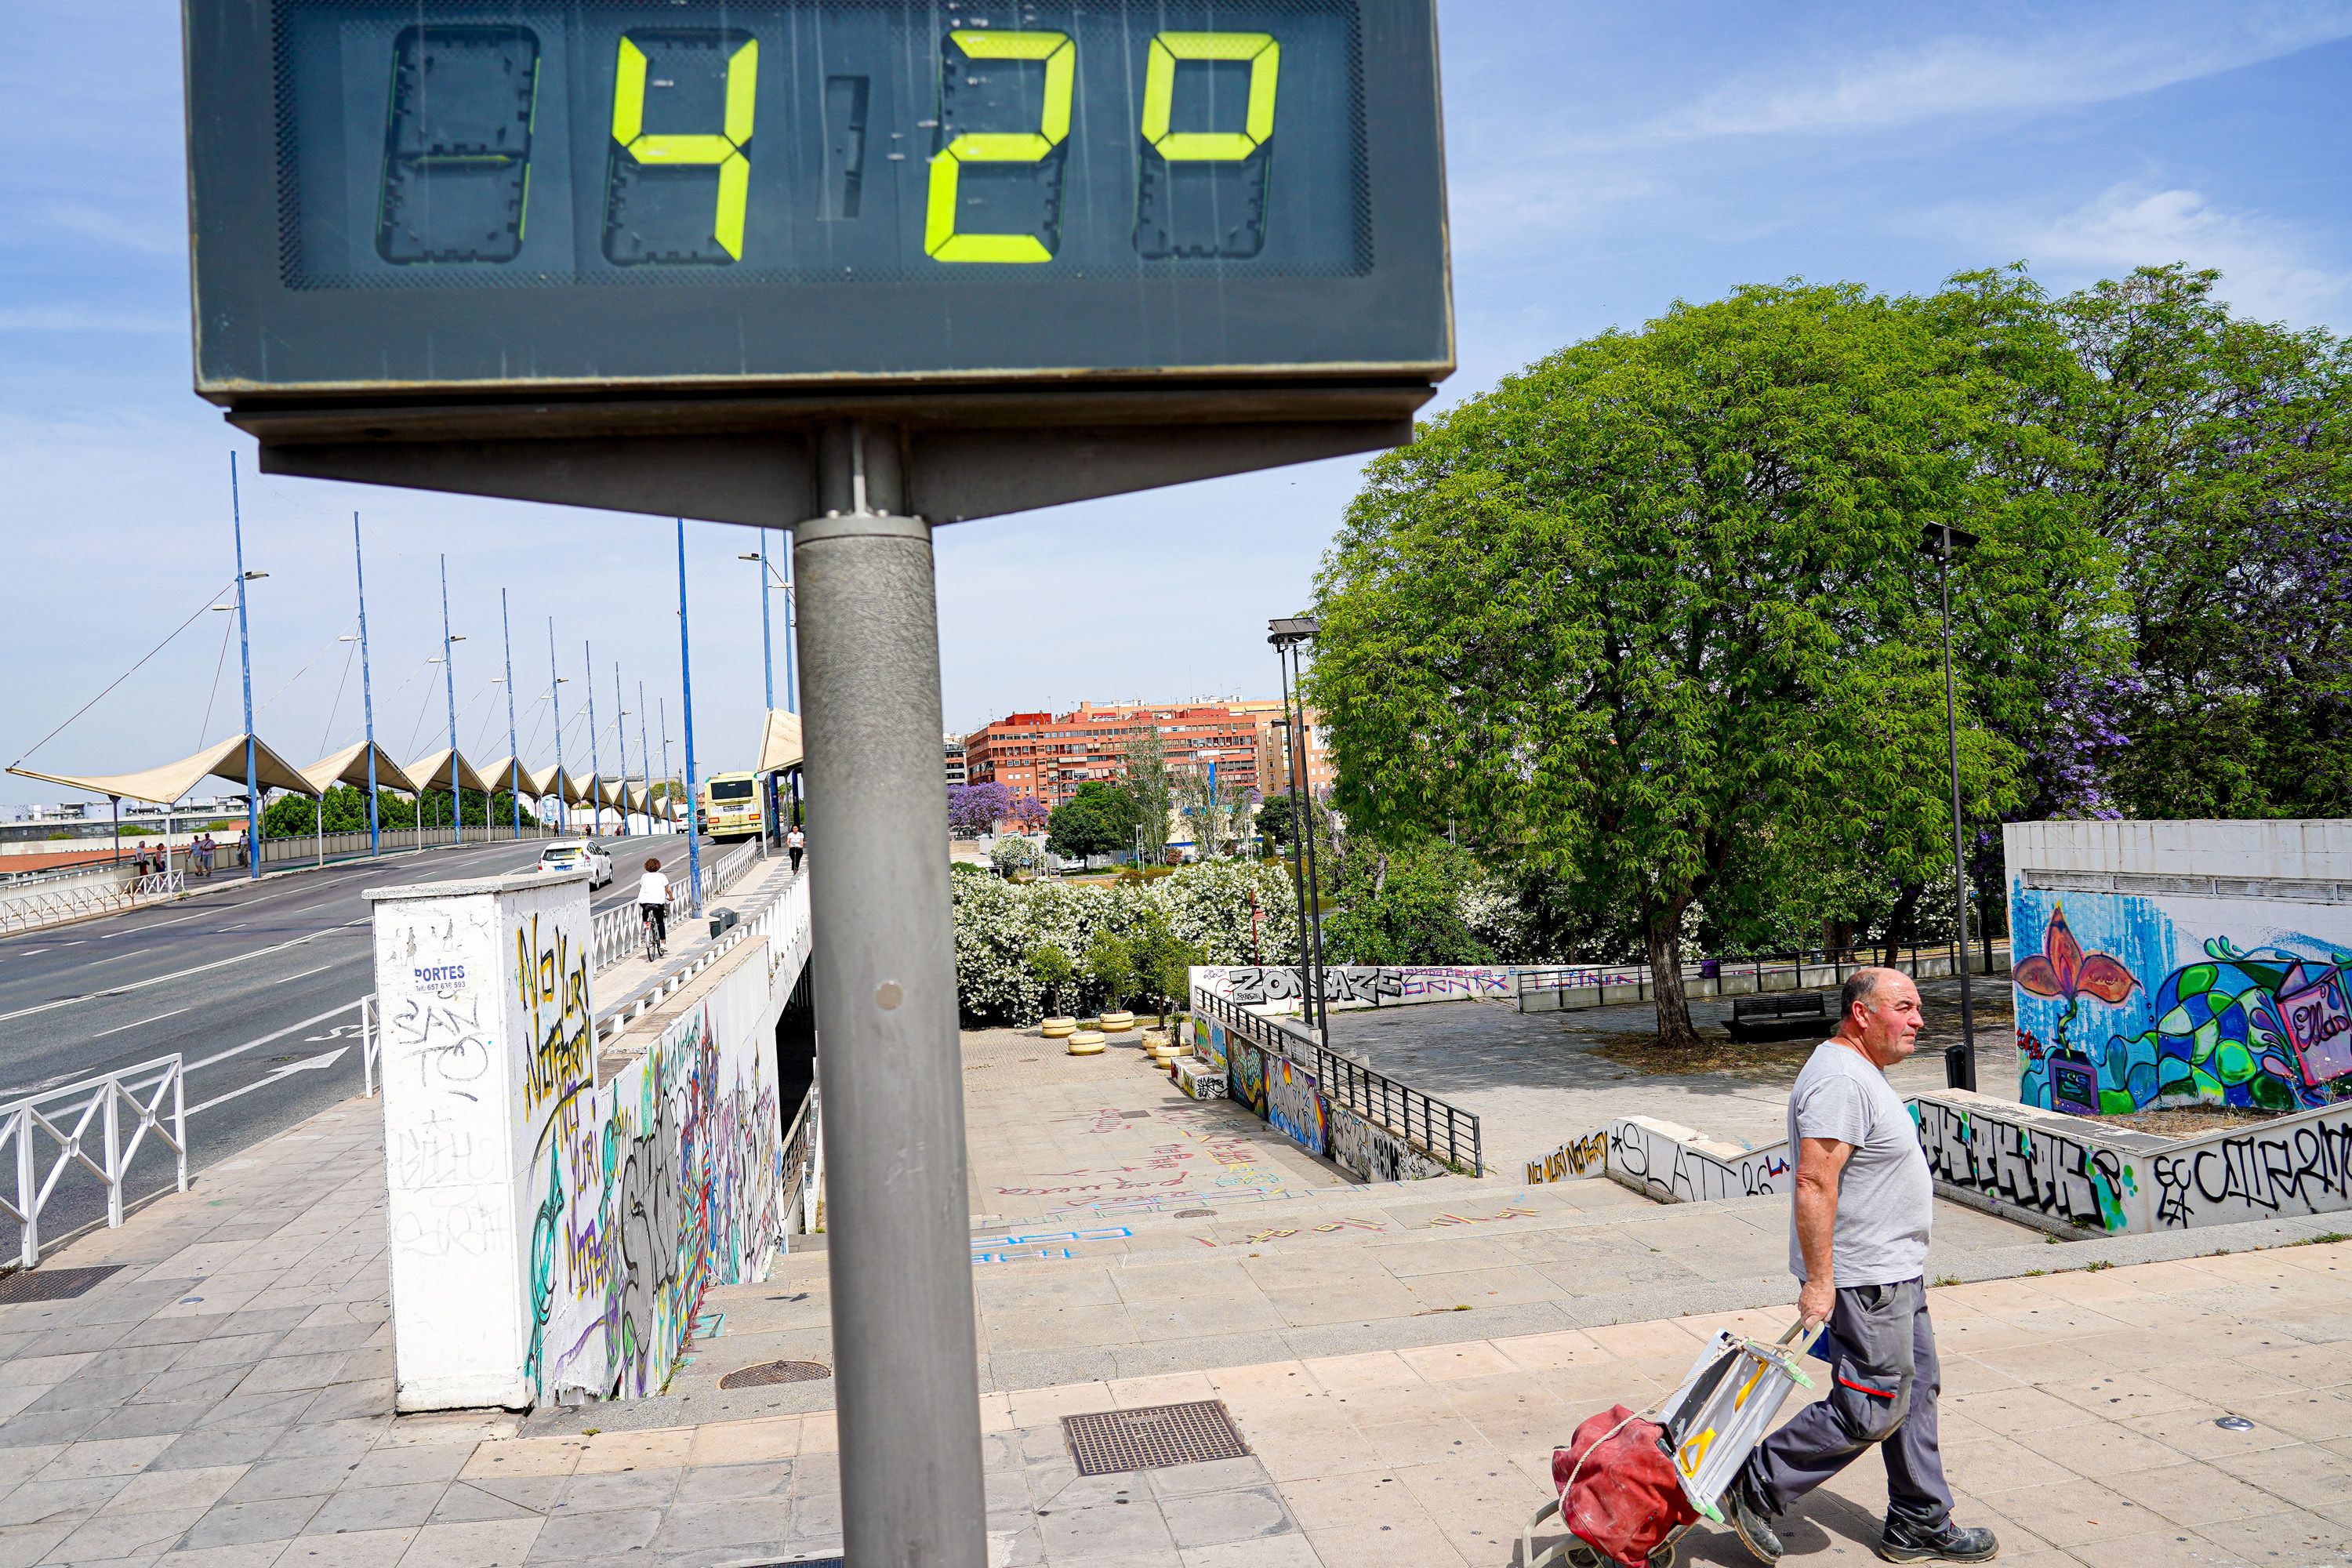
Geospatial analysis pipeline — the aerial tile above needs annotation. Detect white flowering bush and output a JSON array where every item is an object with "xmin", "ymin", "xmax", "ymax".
[{"xmin": 954, "ymin": 858, "xmax": 1302, "ymax": 1023}]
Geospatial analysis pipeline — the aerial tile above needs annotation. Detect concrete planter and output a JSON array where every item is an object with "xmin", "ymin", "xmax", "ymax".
[
  {"xmin": 1066, "ymin": 1030, "xmax": 1105, "ymax": 1055},
  {"xmin": 1098, "ymin": 1010, "xmax": 1136, "ymax": 1033},
  {"xmin": 1040, "ymin": 1016, "xmax": 1076, "ymax": 1038}
]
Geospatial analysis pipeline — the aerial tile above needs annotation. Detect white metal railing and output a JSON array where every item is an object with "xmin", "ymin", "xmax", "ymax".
[
  {"xmin": 360, "ymin": 995, "xmax": 380, "ymax": 1098},
  {"xmin": 588, "ymin": 840, "xmax": 771, "ymax": 971},
  {"xmin": 0, "ymin": 1054, "xmax": 187, "ymax": 1268},
  {"xmin": 0, "ymin": 869, "xmax": 184, "ymax": 935}
]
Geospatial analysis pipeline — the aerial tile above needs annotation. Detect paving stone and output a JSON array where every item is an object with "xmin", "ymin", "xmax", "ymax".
[
  {"xmin": 177, "ymin": 1496, "xmax": 326, "ymax": 1551},
  {"xmin": 41, "ymin": 1501, "xmax": 205, "ymax": 1563},
  {"xmin": 300, "ymin": 1481, "xmax": 447, "ymax": 1534}
]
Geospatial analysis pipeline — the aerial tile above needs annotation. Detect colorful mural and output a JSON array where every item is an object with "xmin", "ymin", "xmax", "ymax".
[{"xmin": 2012, "ymin": 886, "xmax": 2352, "ymax": 1116}]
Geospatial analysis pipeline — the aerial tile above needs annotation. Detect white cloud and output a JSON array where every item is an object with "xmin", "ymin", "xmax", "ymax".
[
  {"xmin": 36, "ymin": 202, "xmax": 184, "ymax": 258},
  {"xmin": 1613, "ymin": 5, "xmax": 2352, "ymax": 147},
  {"xmin": 1999, "ymin": 183, "xmax": 2352, "ymax": 326}
]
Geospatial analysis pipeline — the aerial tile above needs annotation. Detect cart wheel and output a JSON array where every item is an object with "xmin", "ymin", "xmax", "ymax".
[
  {"xmin": 1647, "ymin": 1544, "xmax": 1675, "ymax": 1568},
  {"xmin": 1566, "ymin": 1547, "xmax": 1601, "ymax": 1568}
]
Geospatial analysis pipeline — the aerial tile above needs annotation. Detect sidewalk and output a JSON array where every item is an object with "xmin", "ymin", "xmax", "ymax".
[{"xmin": 3, "ymin": 1047, "xmax": 2350, "ymax": 1563}]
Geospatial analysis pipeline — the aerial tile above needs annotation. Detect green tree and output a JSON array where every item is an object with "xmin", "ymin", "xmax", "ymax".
[
  {"xmin": 1083, "ymin": 928, "xmax": 1134, "ymax": 1014},
  {"xmin": 1122, "ymin": 720, "xmax": 1172, "ymax": 863},
  {"xmin": 1312, "ymin": 281, "xmax": 2025, "ymax": 1048},
  {"xmin": 1326, "ymin": 839, "xmax": 1496, "ymax": 967},
  {"xmin": 1046, "ymin": 781, "xmax": 1136, "ymax": 861},
  {"xmin": 1127, "ymin": 909, "xmax": 1206, "ymax": 1022},
  {"xmin": 1025, "ymin": 941, "xmax": 1076, "ymax": 1017}
]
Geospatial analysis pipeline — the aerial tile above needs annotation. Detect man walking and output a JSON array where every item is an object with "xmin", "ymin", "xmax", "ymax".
[
  {"xmin": 786, "ymin": 823, "xmax": 804, "ymax": 874},
  {"xmin": 1722, "ymin": 967, "xmax": 1996, "ymax": 1566}
]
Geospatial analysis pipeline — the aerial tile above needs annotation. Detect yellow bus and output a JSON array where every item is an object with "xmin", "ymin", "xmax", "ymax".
[{"xmin": 700, "ymin": 771, "xmax": 763, "ymax": 842}]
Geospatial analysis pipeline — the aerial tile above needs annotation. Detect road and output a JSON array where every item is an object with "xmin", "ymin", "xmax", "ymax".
[{"xmin": 0, "ymin": 829, "xmax": 706, "ymax": 1260}]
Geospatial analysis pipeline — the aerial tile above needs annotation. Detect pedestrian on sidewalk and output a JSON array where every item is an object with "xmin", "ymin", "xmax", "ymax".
[
  {"xmin": 1721, "ymin": 967, "xmax": 1996, "ymax": 1566},
  {"xmin": 786, "ymin": 823, "xmax": 804, "ymax": 873}
]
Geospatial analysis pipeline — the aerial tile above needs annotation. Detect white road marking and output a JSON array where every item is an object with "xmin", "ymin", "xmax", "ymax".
[
  {"xmin": 214, "ymin": 924, "xmax": 249, "ymax": 932},
  {"xmin": 184, "ymin": 1000, "xmax": 361, "ymax": 1072},
  {"xmin": 92, "ymin": 1007, "xmax": 189, "ymax": 1039},
  {"xmin": 270, "ymin": 964, "xmax": 339, "ymax": 985},
  {"xmin": 0, "ymin": 925, "xmax": 365, "ymax": 1025},
  {"xmin": 185, "ymin": 1047, "xmax": 349, "ymax": 1115}
]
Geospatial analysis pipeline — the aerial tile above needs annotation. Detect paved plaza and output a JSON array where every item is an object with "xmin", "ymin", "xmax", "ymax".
[
  {"xmin": 1327, "ymin": 974, "xmax": 2019, "ymax": 1175},
  {"xmin": 0, "ymin": 1004, "xmax": 2348, "ymax": 1565}
]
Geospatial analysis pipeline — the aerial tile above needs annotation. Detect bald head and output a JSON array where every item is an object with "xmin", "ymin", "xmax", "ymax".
[{"xmin": 1835, "ymin": 967, "xmax": 1924, "ymax": 1068}]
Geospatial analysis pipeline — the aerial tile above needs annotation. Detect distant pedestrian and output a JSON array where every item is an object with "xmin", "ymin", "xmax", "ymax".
[
  {"xmin": 194, "ymin": 834, "xmax": 212, "ymax": 877},
  {"xmin": 786, "ymin": 824, "xmax": 804, "ymax": 873},
  {"xmin": 1720, "ymin": 967, "xmax": 1994, "ymax": 1566}
]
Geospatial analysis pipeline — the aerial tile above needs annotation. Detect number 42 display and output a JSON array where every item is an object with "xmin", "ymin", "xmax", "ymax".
[{"xmin": 379, "ymin": 24, "xmax": 1282, "ymax": 268}]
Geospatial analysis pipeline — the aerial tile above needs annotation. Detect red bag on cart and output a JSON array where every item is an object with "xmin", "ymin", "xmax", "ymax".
[{"xmin": 1552, "ymin": 1405, "xmax": 1699, "ymax": 1567}]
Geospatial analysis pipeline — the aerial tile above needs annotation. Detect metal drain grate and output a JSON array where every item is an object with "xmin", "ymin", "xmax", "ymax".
[
  {"xmin": 0, "ymin": 1266, "xmax": 121, "ymax": 1305},
  {"xmin": 718, "ymin": 1359, "xmax": 833, "ymax": 1389},
  {"xmin": 1063, "ymin": 1399, "xmax": 1250, "ymax": 1476}
]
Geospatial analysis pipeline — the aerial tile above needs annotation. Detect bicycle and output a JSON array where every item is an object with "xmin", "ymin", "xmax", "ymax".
[{"xmin": 641, "ymin": 903, "xmax": 668, "ymax": 962}]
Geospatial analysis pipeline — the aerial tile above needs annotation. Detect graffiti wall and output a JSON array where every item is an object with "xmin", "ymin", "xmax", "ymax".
[
  {"xmin": 2009, "ymin": 886, "xmax": 2352, "ymax": 1116},
  {"xmin": 1526, "ymin": 1131, "xmax": 1610, "ymax": 1185},
  {"xmin": 373, "ymin": 871, "xmax": 589, "ymax": 1412},
  {"xmin": 1910, "ymin": 1095, "xmax": 2143, "ymax": 1235},
  {"xmin": 1265, "ymin": 1055, "xmax": 1327, "ymax": 1156},
  {"xmin": 375, "ymin": 869, "xmax": 810, "ymax": 1413},
  {"xmin": 1328, "ymin": 1102, "xmax": 1449, "ymax": 1183},
  {"xmin": 1192, "ymin": 964, "xmax": 1521, "ymax": 1011},
  {"xmin": 1604, "ymin": 1116, "xmax": 1792, "ymax": 1204}
]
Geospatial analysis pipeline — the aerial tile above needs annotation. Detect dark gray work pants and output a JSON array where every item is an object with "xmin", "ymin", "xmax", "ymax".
[{"xmin": 1745, "ymin": 1277, "xmax": 1951, "ymax": 1528}]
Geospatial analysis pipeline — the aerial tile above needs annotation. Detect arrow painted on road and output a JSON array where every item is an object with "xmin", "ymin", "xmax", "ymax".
[{"xmin": 184, "ymin": 1047, "xmax": 349, "ymax": 1116}]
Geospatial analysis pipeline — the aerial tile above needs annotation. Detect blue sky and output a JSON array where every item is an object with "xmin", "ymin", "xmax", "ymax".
[{"xmin": 2, "ymin": 2, "xmax": 2347, "ymax": 803}]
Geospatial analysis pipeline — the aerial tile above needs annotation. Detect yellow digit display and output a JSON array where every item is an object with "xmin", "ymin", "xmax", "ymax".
[
  {"xmin": 610, "ymin": 33, "xmax": 759, "ymax": 260},
  {"xmin": 924, "ymin": 31, "xmax": 1075, "ymax": 264},
  {"xmin": 1141, "ymin": 32, "xmax": 1279, "ymax": 162}
]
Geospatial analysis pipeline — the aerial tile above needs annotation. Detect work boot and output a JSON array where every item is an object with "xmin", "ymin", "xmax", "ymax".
[
  {"xmin": 1723, "ymin": 1473, "xmax": 1782, "ymax": 1566},
  {"xmin": 1876, "ymin": 1515, "xmax": 1998, "ymax": 1563}
]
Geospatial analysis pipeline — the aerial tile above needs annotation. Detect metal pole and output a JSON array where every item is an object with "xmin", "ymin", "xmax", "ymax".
[
  {"xmin": 355, "ymin": 516, "xmax": 380, "ymax": 858},
  {"xmin": 1937, "ymin": 532, "xmax": 1978, "ymax": 1092},
  {"xmin": 760, "ymin": 531, "xmax": 776, "ymax": 712},
  {"xmin": 659, "ymin": 699, "xmax": 671, "ymax": 833},
  {"xmin": 585, "ymin": 640, "xmax": 603, "ymax": 838},
  {"xmin": 793, "ymin": 421, "xmax": 985, "ymax": 1568},
  {"xmin": 677, "ymin": 520, "xmax": 704, "ymax": 917},
  {"xmin": 441, "ymin": 557, "xmax": 459, "ymax": 845},
  {"xmin": 640, "ymin": 682, "xmax": 653, "ymax": 838},
  {"xmin": 1287, "ymin": 644, "xmax": 1328, "ymax": 1031},
  {"xmin": 615, "ymin": 661, "xmax": 630, "ymax": 838},
  {"xmin": 1274, "ymin": 654, "xmax": 1316, "ymax": 1033},
  {"xmin": 548, "ymin": 619, "xmax": 567, "ymax": 834},
  {"xmin": 503, "ymin": 590, "xmax": 522, "ymax": 840},
  {"xmin": 231, "ymin": 454, "xmax": 260, "ymax": 880},
  {"xmin": 784, "ymin": 567, "xmax": 797, "ymax": 713}
]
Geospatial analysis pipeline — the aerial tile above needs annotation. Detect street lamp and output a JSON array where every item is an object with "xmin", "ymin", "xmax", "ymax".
[
  {"xmin": 1268, "ymin": 615, "xmax": 1326, "ymax": 1036},
  {"xmin": 1922, "ymin": 521, "xmax": 1982, "ymax": 1093}
]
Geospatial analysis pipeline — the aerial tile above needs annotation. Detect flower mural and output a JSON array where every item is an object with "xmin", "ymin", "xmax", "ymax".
[{"xmin": 2013, "ymin": 903, "xmax": 2140, "ymax": 1054}]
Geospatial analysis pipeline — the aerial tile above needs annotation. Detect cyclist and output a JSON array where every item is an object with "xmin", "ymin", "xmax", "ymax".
[{"xmin": 637, "ymin": 856, "xmax": 670, "ymax": 956}]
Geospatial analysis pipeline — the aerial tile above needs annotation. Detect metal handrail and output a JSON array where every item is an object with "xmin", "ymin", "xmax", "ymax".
[
  {"xmin": 0, "ymin": 1054, "xmax": 187, "ymax": 1268},
  {"xmin": 1193, "ymin": 988, "xmax": 1483, "ymax": 1176},
  {"xmin": 0, "ymin": 869, "xmax": 184, "ymax": 934},
  {"xmin": 1514, "ymin": 937, "xmax": 2014, "ymax": 1007},
  {"xmin": 589, "ymin": 839, "xmax": 771, "ymax": 971},
  {"xmin": 779, "ymin": 1083, "xmax": 821, "ymax": 1237}
]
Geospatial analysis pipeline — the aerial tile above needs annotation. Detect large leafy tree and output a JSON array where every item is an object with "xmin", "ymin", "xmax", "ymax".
[
  {"xmin": 1312, "ymin": 281, "xmax": 2027, "ymax": 1047},
  {"xmin": 1045, "ymin": 780, "xmax": 1136, "ymax": 860}
]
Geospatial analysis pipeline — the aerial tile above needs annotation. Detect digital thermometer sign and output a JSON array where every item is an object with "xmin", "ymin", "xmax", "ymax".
[{"xmin": 186, "ymin": 0, "xmax": 1450, "ymax": 398}]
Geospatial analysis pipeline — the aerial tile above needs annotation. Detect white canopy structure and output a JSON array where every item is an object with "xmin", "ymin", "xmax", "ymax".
[
  {"xmin": 299, "ymin": 741, "xmax": 418, "ymax": 797},
  {"xmin": 403, "ymin": 747, "xmax": 491, "ymax": 797},
  {"xmin": 477, "ymin": 755, "xmax": 536, "ymax": 800},
  {"xmin": 756, "ymin": 709, "xmax": 804, "ymax": 775},
  {"xmin": 9, "ymin": 735, "xmax": 316, "ymax": 808}
]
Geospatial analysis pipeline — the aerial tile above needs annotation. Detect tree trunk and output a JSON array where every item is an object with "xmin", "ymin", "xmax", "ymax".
[{"xmin": 1645, "ymin": 898, "xmax": 1702, "ymax": 1050}]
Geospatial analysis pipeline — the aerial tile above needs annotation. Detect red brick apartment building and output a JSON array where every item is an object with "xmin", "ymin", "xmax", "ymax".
[{"xmin": 961, "ymin": 700, "xmax": 1333, "ymax": 808}]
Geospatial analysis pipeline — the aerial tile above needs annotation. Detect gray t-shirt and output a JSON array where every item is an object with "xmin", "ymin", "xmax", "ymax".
[{"xmin": 1786, "ymin": 1040, "xmax": 1933, "ymax": 1286}]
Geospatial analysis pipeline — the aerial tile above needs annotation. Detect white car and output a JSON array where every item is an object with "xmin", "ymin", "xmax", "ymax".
[{"xmin": 536, "ymin": 840, "xmax": 614, "ymax": 888}]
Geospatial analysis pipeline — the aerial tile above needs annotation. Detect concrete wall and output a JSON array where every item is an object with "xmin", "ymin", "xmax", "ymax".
[
  {"xmin": 1533, "ymin": 1086, "xmax": 2352, "ymax": 1238},
  {"xmin": 2005, "ymin": 819, "xmax": 2352, "ymax": 1116},
  {"xmin": 372, "ymin": 869, "xmax": 811, "ymax": 1412},
  {"xmin": 1189, "ymin": 1009, "xmax": 1450, "ymax": 1183},
  {"xmin": 1194, "ymin": 964, "xmax": 1521, "ymax": 1011}
]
